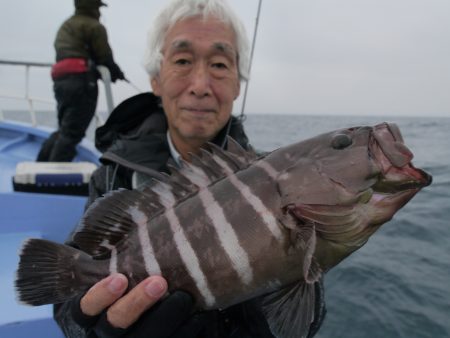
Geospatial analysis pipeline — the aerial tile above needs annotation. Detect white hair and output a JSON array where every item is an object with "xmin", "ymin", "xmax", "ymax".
[{"xmin": 143, "ymin": 0, "xmax": 250, "ymax": 81}]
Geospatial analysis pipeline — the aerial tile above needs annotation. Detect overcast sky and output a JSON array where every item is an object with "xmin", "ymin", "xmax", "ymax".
[{"xmin": 1, "ymin": 0, "xmax": 449, "ymax": 117}]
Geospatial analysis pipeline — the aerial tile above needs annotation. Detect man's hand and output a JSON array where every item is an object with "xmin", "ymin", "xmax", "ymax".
[
  {"xmin": 81, "ymin": 274, "xmax": 167, "ymax": 328},
  {"xmin": 108, "ymin": 63, "xmax": 125, "ymax": 83},
  {"xmin": 72, "ymin": 273, "xmax": 206, "ymax": 337}
]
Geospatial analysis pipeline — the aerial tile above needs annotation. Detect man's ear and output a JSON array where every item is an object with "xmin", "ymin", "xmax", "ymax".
[{"xmin": 151, "ymin": 76, "xmax": 161, "ymax": 96}]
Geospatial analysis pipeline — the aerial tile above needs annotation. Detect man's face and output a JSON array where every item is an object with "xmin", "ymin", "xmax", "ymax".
[{"xmin": 151, "ymin": 16, "xmax": 241, "ymax": 148}]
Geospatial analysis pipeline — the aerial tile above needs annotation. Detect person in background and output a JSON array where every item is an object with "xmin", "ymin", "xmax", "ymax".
[
  {"xmin": 54, "ymin": 0, "xmax": 326, "ymax": 337},
  {"xmin": 37, "ymin": 0, "xmax": 125, "ymax": 162}
]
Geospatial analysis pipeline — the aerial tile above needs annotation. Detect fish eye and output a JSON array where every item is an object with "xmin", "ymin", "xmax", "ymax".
[{"xmin": 332, "ymin": 133, "xmax": 353, "ymax": 149}]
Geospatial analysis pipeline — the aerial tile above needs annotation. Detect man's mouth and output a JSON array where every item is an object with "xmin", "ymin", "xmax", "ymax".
[{"xmin": 182, "ymin": 107, "xmax": 216, "ymax": 114}]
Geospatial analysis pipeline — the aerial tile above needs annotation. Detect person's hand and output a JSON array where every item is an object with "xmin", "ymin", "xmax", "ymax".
[
  {"xmin": 109, "ymin": 63, "xmax": 125, "ymax": 83},
  {"xmin": 72, "ymin": 273, "xmax": 207, "ymax": 337},
  {"xmin": 81, "ymin": 274, "xmax": 166, "ymax": 329}
]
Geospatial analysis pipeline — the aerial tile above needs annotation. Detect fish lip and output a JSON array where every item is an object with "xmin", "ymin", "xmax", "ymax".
[
  {"xmin": 370, "ymin": 123, "xmax": 432, "ymax": 191},
  {"xmin": 372, "ymin": 173, "xmax": 432, "ymax": 194},
  {"xmin": 369, "ymin": 171, "xmax": 432, "ymax": 202},
  {"xmin": 386, "ymin": 123, "xmax": 404, "ymax": 143},
  {"xmin": 372, "ymin": 123, "xmax": 413, "ymax": 167}
]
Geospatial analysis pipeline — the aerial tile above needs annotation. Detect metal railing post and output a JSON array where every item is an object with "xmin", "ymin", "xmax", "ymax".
[
  {"xmin": 0, "ymin": 60, "xmax": 53, "ymax": 125},
  {"xmin": 0, "ymin": 60, "xmax": 116, "ymax": 129},
  {"xmin": 96, "ymin": 65, "xmax": 114, "ymax": 125},
  {"xmin": 25, "ymin": 65, "xmax": 37, "ymax": 126}
]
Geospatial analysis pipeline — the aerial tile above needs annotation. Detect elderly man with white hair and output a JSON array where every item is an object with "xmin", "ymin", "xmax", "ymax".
[{"xmin": 54, "ymin": 0, "xmax": 326, "ymax": 337}]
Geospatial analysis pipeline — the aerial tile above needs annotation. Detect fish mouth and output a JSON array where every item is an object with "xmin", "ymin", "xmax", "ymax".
[
  {"xmin": 371, "ymin": 169, "xmax": 431, "ymax": 194},
  {"xmin": 370, "ymin": 123, "xmax": 432, "ymax": 194}
]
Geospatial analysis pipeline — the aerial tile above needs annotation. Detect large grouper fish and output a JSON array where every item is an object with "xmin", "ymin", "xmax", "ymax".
[{"xmin": 16, "ymin": 122, "xmax": 431, "ymax": 338}]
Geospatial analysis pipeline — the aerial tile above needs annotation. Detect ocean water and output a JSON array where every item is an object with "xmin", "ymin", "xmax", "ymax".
[{"xmin": 243, "ymin": 114, "xmax": 450, "ymax": 338}]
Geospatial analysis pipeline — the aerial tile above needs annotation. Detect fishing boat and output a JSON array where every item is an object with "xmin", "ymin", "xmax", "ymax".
[
  {"xmin": 0, "ymin": 3, "xmax": 264, "ymax": 335},
  {"xmin": 0, "ymin": 60, "xmax": 115, "ymax": 337}
]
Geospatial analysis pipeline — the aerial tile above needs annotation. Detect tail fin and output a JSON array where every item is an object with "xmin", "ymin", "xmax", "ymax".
[{"xmin": 15, "ymin": 238, "xmax": 101, "ymax": 306}]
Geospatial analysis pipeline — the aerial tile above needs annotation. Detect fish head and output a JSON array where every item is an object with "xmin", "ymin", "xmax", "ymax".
[{"xmin": 274, "ymin": 123, "xmax": 432, "ymax": 270}]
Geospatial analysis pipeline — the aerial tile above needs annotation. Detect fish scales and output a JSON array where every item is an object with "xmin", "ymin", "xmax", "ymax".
[
  {"xmin": 196, "ymin": 162, "xmax": 288, "ymax": 305},
  {"xmin": 15, "ymin": 124, "xmax": 432, "ymax": 338},
  {"xmin": 161, "ymin": 206, "xmax": 216, "ymax": 306},
  {"xmin": 169, "ymin": 193, "xmax": 243, "ymax": 305},
  {"xmin": 137, "ymin": 158, "xmax": 289, "ymax": 309},
  {"xmin": 126, "ymin": 194, "xmax": 216, "ymax": 305},
  {"xmin": 203, "ymin": 162, "xmax": 297, "ymax": 296}
]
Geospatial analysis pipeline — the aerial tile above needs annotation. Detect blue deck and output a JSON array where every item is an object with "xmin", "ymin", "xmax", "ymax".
[
  {"xmin": 0, "ymin": 121, "xmax": 100, "ymax": 337},
  {"xmin": 0, "ymin": 192, "xmax": 87, "ymax": 337}
]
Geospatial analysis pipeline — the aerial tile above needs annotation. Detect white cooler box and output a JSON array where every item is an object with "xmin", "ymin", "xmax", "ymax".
[{"xmin": 13, "ymin": 162, "xmax": 98, "ymax": 196}]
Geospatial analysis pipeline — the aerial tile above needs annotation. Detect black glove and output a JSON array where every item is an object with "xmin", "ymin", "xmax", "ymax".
[
  {"xmin": 72, "ymin": 291, "xmax": 207, "ymax": 338},
  {"xmin": 108, "ymin": 62, "xmax": 125, "ymax": 83},
  {"xmin": 100, "ymin": 56, "xmax": 125, "ymax": 83}
]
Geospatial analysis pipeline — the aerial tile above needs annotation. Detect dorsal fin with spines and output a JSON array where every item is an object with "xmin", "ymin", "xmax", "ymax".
[{"xmin": 72, "ymin": 137, "xmax": 258, "ymax": 256}]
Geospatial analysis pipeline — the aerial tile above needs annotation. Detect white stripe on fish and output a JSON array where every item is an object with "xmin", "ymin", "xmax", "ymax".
[
  {"xmin": 198, "ymin": 188, "xmax": 254, "ymax": 285},
  {"xmin": 109, "ymin": 247, "xmax": 118, "ymax": 274},
  {"xmin": 99, "ymin": 239, "xmax": 118, "ymax": 274},
  {"xmin": 129, "ymin": 206, "xmax": 161, "ymax": 275},
  {"xmin": 183, "ymin": 164, "xmax": 212, "ymax": 187},
  {"xmin": 157, "ymin": 188, "xmax": 216, "ymax": 307},
  {"xmin": 255, "ymin": 160, "xmax": 279, "ymax": 180},
  {"xmin": 212, "ymin": 157, "xmax": 284, "ymax": 242},
  {"xmin": 166, "ymin": 207, "xmax": 216, "ymax": 307}
]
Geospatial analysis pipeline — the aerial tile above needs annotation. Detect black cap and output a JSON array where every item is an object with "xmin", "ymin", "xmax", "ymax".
[{"xmin": 74, "ymin": 0, "xmax": 107, "ymax": 9}]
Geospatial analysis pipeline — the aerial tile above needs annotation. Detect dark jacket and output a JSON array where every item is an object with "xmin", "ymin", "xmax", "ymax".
[
  {"xmin": 54, "ymin": 93, "xmax": 325, "ymax": 337},
  {"xmin": 54, "ymin": 6, "xmax": 123, "ymax": 81},
  {"xmin": 86, "ymin": 93, "xmax": 251, "ymax": 206},
  {"xmin": 55, "ymin": 8, "xmax": 112, "ymax": 64}
]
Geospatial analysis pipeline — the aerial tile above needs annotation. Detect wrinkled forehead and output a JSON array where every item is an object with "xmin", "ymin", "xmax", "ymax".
[
  {"xmin": 162, "ymin": 15, "xmax": 238, "ymax": 56},
  {"xmin": 168, "ymin": 39, "xmax": 237, "ymax": 59}
]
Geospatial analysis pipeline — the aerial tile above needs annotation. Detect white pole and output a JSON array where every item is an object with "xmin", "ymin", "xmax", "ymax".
[{"xmin": 240, "ymin": 0, "xmax": 263, "ymax": 119}]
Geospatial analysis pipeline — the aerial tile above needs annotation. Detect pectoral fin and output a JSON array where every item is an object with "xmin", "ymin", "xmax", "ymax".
[
  {"xmin": 261, "ymin": 281, "xmax": 316, "ymax": 338},
  {"xmin": 280, "ymin": 211, "xmax": 322, "ymax": 284}
]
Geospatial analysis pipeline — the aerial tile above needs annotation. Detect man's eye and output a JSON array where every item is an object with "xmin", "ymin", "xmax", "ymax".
[
  {"xmin": 175, "ymin": 58, "xmax": 190, "ymax": 65},
  {"xmin": 212, "ymin": 62, "xmax": 228, "ymax": 69}
]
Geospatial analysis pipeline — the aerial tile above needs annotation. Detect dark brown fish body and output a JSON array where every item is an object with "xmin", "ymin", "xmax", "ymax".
[
  {"xmin": 106, "ymin": 153, "xmax": 305, "ymax": 310},
  {"xmin": 16, "ymin": 123, "xmax": 431, "ymax": 338}
]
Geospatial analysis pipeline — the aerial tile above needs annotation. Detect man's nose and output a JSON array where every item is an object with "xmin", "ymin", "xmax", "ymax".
[{"xmin": 189, "ymin": 63, "xmax": 212, "ymax": 97}]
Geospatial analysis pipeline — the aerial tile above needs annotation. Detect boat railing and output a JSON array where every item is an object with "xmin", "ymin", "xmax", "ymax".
[{"xmin": 0, "ymin": 59, "xmax": 114, "ymax": 127}]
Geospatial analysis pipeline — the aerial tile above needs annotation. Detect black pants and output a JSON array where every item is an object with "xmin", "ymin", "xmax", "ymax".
[{"xmin": 37, "ymin": 72, "xmax": 98, "ymax": 162}]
